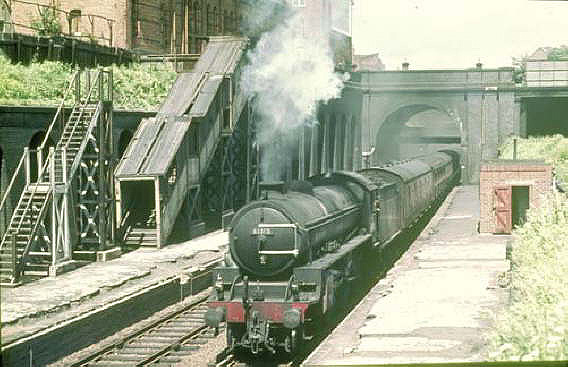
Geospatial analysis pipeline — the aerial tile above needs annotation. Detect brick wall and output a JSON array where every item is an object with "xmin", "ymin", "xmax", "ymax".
[
  {"xmin": 9, "ymin": 0, "xmax": 121, "ymax": 47},
  {"xmin": 6, "ymin": 0, "xmax": 239, "ymax": 53},
  {"xmin": 479, "ymin": 160, "xmax": 553, "ymax": 233},
  {"xmin": 291, "ymin": 0, "xmax": 352, "ymax": 66}
]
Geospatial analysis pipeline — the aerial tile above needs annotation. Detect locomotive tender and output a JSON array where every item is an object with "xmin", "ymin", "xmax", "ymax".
[{"xmin": 205, "ymin": 150, "xmax": 461, "ymax": 354}]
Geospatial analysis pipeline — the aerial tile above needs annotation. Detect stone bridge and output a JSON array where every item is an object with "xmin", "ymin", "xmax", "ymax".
[{"xmin": 356, "ymin": 67, "xmax": 518, "ymax": 183}]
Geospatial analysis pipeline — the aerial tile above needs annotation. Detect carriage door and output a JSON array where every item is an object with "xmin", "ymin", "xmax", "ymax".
[{"xmin": 494, "ymin": 186, "xmax": 512, "ymax": 234}]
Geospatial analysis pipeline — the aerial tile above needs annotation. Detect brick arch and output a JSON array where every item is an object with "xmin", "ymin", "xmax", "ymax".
[{"xmin": 374, "ymin": 103, "xmax": 461, "ymax": 164}]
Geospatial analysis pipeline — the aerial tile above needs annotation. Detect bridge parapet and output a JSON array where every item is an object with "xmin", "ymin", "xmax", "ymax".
[{"xmin": 358, "ymin": 68, "xmax": 515, "ymax": 92}]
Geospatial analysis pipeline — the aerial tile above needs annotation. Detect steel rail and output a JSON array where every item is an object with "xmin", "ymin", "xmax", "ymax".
[{"xmin": 68, "ymin": 295, "xmax": 213, "ymax": 367}]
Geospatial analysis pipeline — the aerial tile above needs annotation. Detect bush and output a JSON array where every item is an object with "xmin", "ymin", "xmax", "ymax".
[
  {"xmin": 499, "ymin": 135, "xmax": 568, "ymax": 186},
  {"xmin": 487, "ymin": 192, "xmax": 568, "ymax": 360},
  {"xmin": 488, "ymin": 136, "xmax": 568, "ymax": 360},
  {"xmin": 0, "ymin": 56, "xmax": 176, "ymax": 110}
]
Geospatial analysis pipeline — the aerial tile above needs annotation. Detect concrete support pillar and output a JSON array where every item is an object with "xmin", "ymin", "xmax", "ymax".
[
  {"xmin": 467, "ymin": 92, "xmax": 482, "ymax": 184},
  {"xmin": 519, "ymin": 100, "xmax": 528, "ymax": 138},
  {"xmin": 310, "ymin": 124, "xmax": 319, "ymax": 177},
  {"xmin": 334, "ymin": 116, "xmax": 344, "ymax": 170},
  {"xmin": 344, "ymin": 115, "xmax": 353, "ymax": 171},
  {"xmin": 353, "ymin": 116, "xmax": 362, "ymax": 171},
  {"xmin": 484, "ymin": 92, "xmax": 499, "ymax": 160},
  {"xmin": 321, "ymin": 114, "xmax": 330, "ymax": 173},
  {"xmin": 361, "ymin": 94, "xmax": 370, "ymax": 152},
  {"xmin": 298, "ymin": 127, "xmax": 305, "ymax": 180}
]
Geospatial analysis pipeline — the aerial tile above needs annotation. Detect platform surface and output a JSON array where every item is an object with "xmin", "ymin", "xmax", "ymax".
[
  {"xmin": 0, "ymin": 230, "xmax": 228, "ymax": 346},
  {"xmin": 304, "ymin": 185, "xmax": 511, "ymax": 366}
]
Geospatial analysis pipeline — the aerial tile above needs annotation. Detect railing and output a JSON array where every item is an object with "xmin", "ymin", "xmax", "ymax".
[
  {"xmin": 0, "ymin": 68, "xmax": 111, "ymax": 276},
  {"xmin": 2, "ymin": 0, "xmax": 115, "ymax": 47},
  {"xmin": 0, "ymin": 70, "xmax": 78, "ymax": 219}
]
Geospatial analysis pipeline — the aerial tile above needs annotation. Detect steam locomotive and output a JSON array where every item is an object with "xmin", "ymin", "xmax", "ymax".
[{"xmin": 205, "ymin": 150, "xmax": 461, "ymax": 354}]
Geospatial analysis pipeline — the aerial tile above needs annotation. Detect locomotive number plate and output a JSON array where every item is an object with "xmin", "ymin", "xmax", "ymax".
[{"xmin": 252, "ymin": 227, "xmax": 273, "ymax": 236}]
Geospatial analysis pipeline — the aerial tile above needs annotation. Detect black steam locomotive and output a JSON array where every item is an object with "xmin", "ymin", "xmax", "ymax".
[{"xmin": 205, "ymin": 150, "xmax": 461, "ymax": 354}]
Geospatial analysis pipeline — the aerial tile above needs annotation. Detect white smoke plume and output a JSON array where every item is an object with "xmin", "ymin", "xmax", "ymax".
[{"xmin": 241, "ymin": 9, "xmax": 344, "ymax": 181}]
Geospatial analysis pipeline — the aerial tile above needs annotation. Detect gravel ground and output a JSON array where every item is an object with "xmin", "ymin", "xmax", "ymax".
[
  {"xmin": 180, "ymin": 331, "xmax": 227, "ymax": 367},
  {"xmin": 47, "ymin": 290, "xmax": 215, "ymax": 367}
]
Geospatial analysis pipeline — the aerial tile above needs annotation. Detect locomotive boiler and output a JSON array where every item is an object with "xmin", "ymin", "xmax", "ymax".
[{"xmin": 205, "ymin": 150, "xmax": 461, "ymax": 355}]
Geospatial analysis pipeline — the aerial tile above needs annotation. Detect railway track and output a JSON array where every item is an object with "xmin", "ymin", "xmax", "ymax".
[{"xmin": 69, "ymin": 297, "xmax": 222, "ymax": 367}]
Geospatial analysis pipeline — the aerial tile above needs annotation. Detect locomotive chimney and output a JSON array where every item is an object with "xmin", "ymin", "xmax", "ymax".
[{"xmin": 260, "ymin": 181, "xmax": 287, "ymax": 195}]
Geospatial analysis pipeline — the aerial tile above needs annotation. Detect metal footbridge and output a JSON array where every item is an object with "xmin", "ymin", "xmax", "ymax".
[
  {"xmin": 115, "ymin": 36, "xmax": 257, "ymax": 248},
  {"xmin": 0, "ymin": 70, "xmax": 114, "ymax": 285}
]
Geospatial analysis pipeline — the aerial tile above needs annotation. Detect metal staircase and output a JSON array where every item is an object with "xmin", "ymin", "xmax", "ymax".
[{"xmin": 0, "ymin": 69, "xmax": 113, "ymax": 285}]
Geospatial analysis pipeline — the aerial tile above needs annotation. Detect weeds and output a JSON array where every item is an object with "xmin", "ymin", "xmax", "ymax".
[
  {"xmin": 488, "ymin": 137, "xmax": 568, "ymax": 360},
  {"xmin": 0, "ymin": 56, "xmax": 176, "ymax": 110}
]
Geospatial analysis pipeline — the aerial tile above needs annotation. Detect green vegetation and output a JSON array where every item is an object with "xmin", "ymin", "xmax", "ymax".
[
  {"xmin": 499, "ymin": 135, "xmax": 568, "ymax": 185},
  {"xmin": 488, "ymin": 136, "xmax": 568, "ymax": 361},
  {"xmin": 30, "ymin": 3, "xmax": 62, "ymax": 36},
  {"xmin": 547, "ymin": 45, "xmax": 568, "ymax": 61},
  {"xmin": 513, "ymin": 45, "xmax": 568, "ymax": 83},
  {"xmin": 0, "ymin": 55, "xmax": 176, "ymax": 110}
]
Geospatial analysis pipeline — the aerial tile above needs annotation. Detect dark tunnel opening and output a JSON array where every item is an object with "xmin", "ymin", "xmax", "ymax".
[{"xmin": 525, "ymin": 97, "xmax": 568, "ymax": 137}]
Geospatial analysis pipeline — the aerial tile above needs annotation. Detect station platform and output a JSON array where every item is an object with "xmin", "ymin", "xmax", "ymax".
[
  {"xmin": 1, "ymin": 230, "xmax": 228, "ymax": 366},
  {"xmin": 304, "ymin": 185, "xmax": 511, "ymax": 366}
]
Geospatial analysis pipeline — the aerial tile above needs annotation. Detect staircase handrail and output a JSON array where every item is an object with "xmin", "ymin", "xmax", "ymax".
[
  {"xmin": 37, "ymin": 70, "xmax": 81, "ymax": 165},
  {"xmin": 0, "ymin": 152, "xmax": 25, "ymax": 214},
  {"xmin": 66, "ymin": 102, "xmax": 103, "ymax": 184},
  {"xmin": 9, "ymin": 148, "xmax": 54, "ymax": 244},
  {"xmin": 0, "ymin": 70, "xmax": 80, "ymax": 216},
  {"xmin": 17, "ymin": 70, "xmax": 105, "ymax": 244},
  {"xmin": 0, "ymin": 147, "xmax": 54, "ymax": 254},
  {"xmin": 63, "ymin": 69, "xmax": 108, "ymax": 154},
  {"xmin": 15, "ymin": 188, "xmax": 53, "ymax": 281}
]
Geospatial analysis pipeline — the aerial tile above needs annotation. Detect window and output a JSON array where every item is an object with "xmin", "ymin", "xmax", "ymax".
[
  {"xmin": 69, "ymin": 9, "xmax": 81, "ymax": 34},
  {"xmin": 290, "ymin": 0, "xmax": 305, "ymax": 7}
]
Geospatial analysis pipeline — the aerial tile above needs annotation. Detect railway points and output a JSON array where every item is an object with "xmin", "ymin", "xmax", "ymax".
[
  {"xmin": 303, "ymin": 185, "xmax": 511, "ymax": 366},
  {"xmin": 1, "ymin": 230, "xmax": 228, "ymax": 367}
]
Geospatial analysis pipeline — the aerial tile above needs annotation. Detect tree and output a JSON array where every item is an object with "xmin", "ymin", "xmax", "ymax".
[{"xmin": 547, "ymin": 45, "xmax": 568, "ymax": 60}]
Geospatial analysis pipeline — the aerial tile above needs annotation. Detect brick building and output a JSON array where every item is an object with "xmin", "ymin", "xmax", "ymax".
[
  {"xmin": 287, "ymin": 0, "xmax": 352, "ymax": 67},
  {"xmin": 479, "ymin": 160, "xmax": 553, "ymax": 234},
  {"xmin": 3, "ymin": 0, "xmax": 240, "ymax": 54}
]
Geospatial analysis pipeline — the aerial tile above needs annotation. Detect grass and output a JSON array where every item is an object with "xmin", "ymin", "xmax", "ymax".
[
  {"xmin": 499, "ymin": 135, "xmax": 568, "ymax": 186},
  {"xmin": 0, "ymin": 55, "xmax": 176, "ymax": 110},
  {"xmin": 487, "ymin": 136, "xmax": 568, "ymax": 361}
]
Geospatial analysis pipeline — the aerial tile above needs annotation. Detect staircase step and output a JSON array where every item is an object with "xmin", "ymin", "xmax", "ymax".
[{"xmin": 24, "ymin": 264, "xmax": 50, "ymax": 273}]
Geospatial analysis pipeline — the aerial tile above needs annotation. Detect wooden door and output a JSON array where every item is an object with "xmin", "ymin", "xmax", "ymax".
[{"xmin": 494, "ymin": 186, "xmax": 512, "ymax": 234}]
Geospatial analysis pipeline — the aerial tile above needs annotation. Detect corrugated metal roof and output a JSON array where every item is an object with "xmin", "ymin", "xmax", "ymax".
[
  {"xmin": 158, "ymin": 37, "xmax": 247, "ymax": 118},
  {"xmin": 194, "ymin": 37, "xmax": 248, "ymax": 74},
  {"xmin": 159, "ymin": 72, "xmax": 205, "ymax": 116},
  {"xmin": 380, "ymin": 160, "xmax": 432, "ymax": 183},
  {"xmin": 116, "ymin": 37, "xmax": 248, "ymax": 179},
  {"xmin": 115, "ymin": 116, "xmax": 190, "ymax": 177},
  {"xmin": 190, "ymin": 76, "xmax": 223, "ymax": 117}
]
